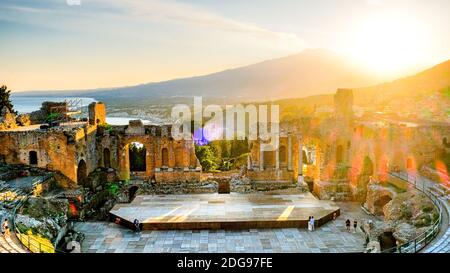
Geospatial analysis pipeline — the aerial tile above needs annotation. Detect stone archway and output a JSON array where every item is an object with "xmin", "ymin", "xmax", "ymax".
[
  {"xmin": 77, "ymin": 159, "xmax": 87, "ymax": 185},
  {"xmin": 353, "ymin": 155, "xmax": 375, "ymax": 201},
  {"xmin": 336, "ymin": 145, "xmax": 344, "ymax": 164},
  {"xmin": 379, "ymin": 231, "xmax": 397, "ymax": 252},
  {"xmin": 29, "ymin": 151, "xmax": 38, "ymax": 165},
  {"xmin": 374, "ymin": 195, "xmax": 392, "ymax": 215},
  {"xmin": 406, "ymin": 157, "xmax": 414, "ymax": 170},
  {"xmin": 263, "ymin": 151, "xmax": 275, "ymax": 169},
  {"xmin": 302, "ymin": 149, "xmax": 309, "ymax": 164},
  {"xmin": 129, "ymin": 142, "xmax": 146, "ymax": 173},
  {"xmin": 161, "ymin": 148, "xmax": 169, "ymax": 167},
  {"xmin": 279, "ymin": 145, "xmax": 287, "ymax": 166},
  {"xmin": 175, "ymin": 147, "xmax": 183, "ymax": 167},
  {"xmin": 103, "ymin": 148, "xmax": 111, "ymax": 169},
  {"xmin": 300, "ymin": 138, "xmax": 322, "ymax": 182},
  {"xmin": 361, "ymin": 156, "xmax": 374, "ymax": 176},
  {"xmin": 117, "ymin": 136, "xmax": 154, "ymax": 181}
]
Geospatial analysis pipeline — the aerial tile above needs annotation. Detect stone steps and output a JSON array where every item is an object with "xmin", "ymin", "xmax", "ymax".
[{"xmin": 0, "ymin": 234, "xmax": 28, "ymax": 253}]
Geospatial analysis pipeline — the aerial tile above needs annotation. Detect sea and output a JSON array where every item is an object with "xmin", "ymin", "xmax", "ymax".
[{"xmin": 10, "ymin": 96, "xmax": 151, "ymax": 125}]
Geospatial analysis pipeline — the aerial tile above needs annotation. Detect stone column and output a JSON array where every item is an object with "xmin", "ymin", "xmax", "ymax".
[
  {"xmin": 288, "ymin": 135, "xmax": 292, "ymax": 170},
  {"xmin": 275, "ymin": 148, "xmax": 280, "ymax": 170},
  {"xmin": 247, "ymin": 154, "xmax": 251, "ymax": 170},
  {"xmin": 297, "ymin": 136, "xmax": 303, "ymax": 184},
  {"xmin": 259, "ymin": 144, "xmax": 264, "ymax": 171},
  {"xmin": 118, "ymin": 144, "xmax": 130, "ymax": 181}
]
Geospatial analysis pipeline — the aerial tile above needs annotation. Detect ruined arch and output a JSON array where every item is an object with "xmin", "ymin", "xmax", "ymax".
[
  {"xmin": 263, "ymin": 150, "xmax": 275, "ymax": 169},
  {"xmin": 77, "ymin": 159, "xmax": 87, "ymax": 185},
  {"xmin": 129, "ymin": 142, "xmax": 146, "ymax": 172},
  {"xmin": 406, "ymin": 157, "xmax": 414, "ymax": 170},
  {"xmin": 161, "ymin": 148, "xmax": 169, "ymax": 167},
  {"xmin": 336, "ymin": 144, "xmax": 344, "ymax": 164},
  {"xmin": 391, "ymin": 149, "xmax": 403, "ymax": 171},
  {"xmin": 117, "ymin": 136, "xmax": 154, "ymax": 181},
  {"xmin": 361, "ymin": 156, "xmax": 374, "ymax": 176},
  {"xmin": 103, "ymin": 148, "xmax": 111, "ymax": 169},
  {"xmin": 302, "ymin": 149, "xmax": 309, "ymax": 164},
  {"xmin": 175, "ymin": 147, "xmax": 183, "ymax": 167},
  {"xmin": 374, "ymin": 195, "xmax": 392, "ymax": 215},
  {"xmin": 29, "ymin": 151, "xmax": 38, "ymax": 165},
  {"xmin": 379, "ymin": 231, "xmax": 397, "ymax": 252},
  {"xmin": 379, "ymin": 155, "xmax": 390, "ymax": 182},
  {"xmin": 279, "ymin": 145, "xmax": 287, "ymax": 164}
]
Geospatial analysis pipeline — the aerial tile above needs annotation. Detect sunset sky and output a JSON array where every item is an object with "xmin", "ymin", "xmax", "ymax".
[{"xmin": 1, "ymin": 0, "xmax": 449, "ymax": 91}]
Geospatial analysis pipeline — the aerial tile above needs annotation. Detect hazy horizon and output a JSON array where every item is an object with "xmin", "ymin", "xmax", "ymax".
[{"xmin": 11, "ymin": 48, "xmax": 447, "ymax": 94}]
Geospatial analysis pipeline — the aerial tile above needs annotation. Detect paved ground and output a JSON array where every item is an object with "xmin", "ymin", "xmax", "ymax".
[
  {"xmin": 75, "ymin": 202, "xmax": 374, "ymax": 253},
  {"xmin": 425, "ymin": 228, "xmax": 450, "ymax": 253},
  {"xmin": 423, "ymin": 195, "xmax": 450, "ymax": 253}
]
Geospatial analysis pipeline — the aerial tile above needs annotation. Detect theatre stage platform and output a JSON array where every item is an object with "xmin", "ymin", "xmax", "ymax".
[{"xmin": 109, "ymin": 192, "xmax": 340, "ymax": 230}]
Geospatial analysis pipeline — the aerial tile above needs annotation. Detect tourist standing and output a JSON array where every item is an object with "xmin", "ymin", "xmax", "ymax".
[
  {"xmin": 66, "ymin": 241, "xmax": 81, "ymax": 253},
  {"xmin": 345, "ymin": 219, "xmax": 351, "ymax": 232},
  {"xmin": 310, "ymin": 216, "xmax": 315, "ymax": 231},
  {"xmin": 307, "ymin": 216, "xmax": 312, "ymax": 231},
  {"xmin": 134, "ymin": 218, "xmax": 141, "ymax": 233},
  {"xmin": 353, "ymin": 220, "xmax": 358, "ymax": 233},
  {"xmin": 2, "ymin": 218, "xmax": 10, "ymax": 238}
]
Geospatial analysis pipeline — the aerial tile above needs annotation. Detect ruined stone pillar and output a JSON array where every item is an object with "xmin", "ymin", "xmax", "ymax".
[
  {"xmin": 118, "ymin": 144, "xmax": 130, "ymax": 181},
  {"xmin": 288, "ymin": 135, "xmax": 292, "ymax": 171},
  {"xmin": 259, "ymin": 144, "xmax": 264, "ymax": 171},
  {"xmin": 315, "ymin": 145, "xmax": 322, "ymax": 181},
  {"xmin": 275, "ymin": 147, "xmax": 280, "ymax": 170},
  {"xmin": 297, "ymin": 136, "xmax": 303, "ymax": 183},
  {"xmin": 247, "ymin": 154, "xmax": 251, "ymax": 170}
]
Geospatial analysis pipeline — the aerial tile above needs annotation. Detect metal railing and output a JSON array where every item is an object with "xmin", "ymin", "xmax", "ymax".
[
  {"xmin": 11, "ymin": 175, "xmax": 57, "ymax": 253},
  {"xmin": 380, "ymin": 172, "xmax": 443, "ymax": 253}
]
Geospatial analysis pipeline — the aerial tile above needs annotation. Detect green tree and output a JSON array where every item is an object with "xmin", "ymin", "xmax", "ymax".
[
  {"xmin": 230, "ymin": 139, "xmax": 249, "ymax": 158},
  {"xmin": 195, "ymin": 145, "xmax": 218, "ymax": 171},
  {"xmin": 0, "ymin": 85, "xmax": 15, "ymax": 114},
  {"xmin": 129, "ymin": 143, "xmax": 146, "ymax": 171},
  {"xmin": 220, "ymin": 140, "xmax": 231, "ymax": 159},
  {"xmin": 46, "ymin": 113, "xmax": 61, "ymax": 123}
]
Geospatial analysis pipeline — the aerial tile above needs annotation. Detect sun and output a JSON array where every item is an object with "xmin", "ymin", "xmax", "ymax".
[{"xmin": 344, "ymin": 13, "xmax": 428, "ymax": 77}]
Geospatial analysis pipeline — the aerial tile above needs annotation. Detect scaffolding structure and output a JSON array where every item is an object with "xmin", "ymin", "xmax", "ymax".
[{"xmin": 47, "ymin": 98, "xmax": 83, "ymax": 124}]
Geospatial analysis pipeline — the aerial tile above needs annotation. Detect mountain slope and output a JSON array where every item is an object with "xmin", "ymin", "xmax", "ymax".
[
  {"xmin": 269, "ymin": 59, "xmax": 450, "ymax": 123},
  {"xmin": 14, "ymin": 49, "xmax": 379, "ymax": 102},
  {"xmin": 354, "ymin": 60, "xmax": 450, "ymax": 105},
  {"xmin": 98, "ymin": 49, "xmax": 379, "ymax": 101}
]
